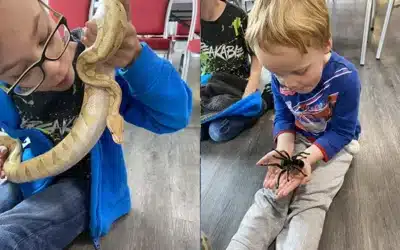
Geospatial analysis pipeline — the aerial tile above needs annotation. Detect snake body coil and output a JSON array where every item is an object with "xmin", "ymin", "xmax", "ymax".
[{"xmin": 1, "ymin": 0, "xmax": 127, "ymax": 183}]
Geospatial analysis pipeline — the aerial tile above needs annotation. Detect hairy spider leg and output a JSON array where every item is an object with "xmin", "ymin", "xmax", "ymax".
[
  {"xmin": 266, "ymin": 163, "xmax": 284, "ymax": 170},
  {"xmin": 293, "ymin": 151, "xmax": 310, "ymax": 158},
  {"xmin": 272, "ymin": 155, "xmax": 287, "ymax": 161},
  {"xmin": 293, "ymin": 155, "xmax": 307, "ymax": 160},
  {"xmin": 280, "ymin": 150, "xmax": 291, "ymax": 159},
  {"xmin": 273, "ymin": 149, "xmax": 290, "ymax": 160},
  {"xmin": 286, "ymin": 167, "xmax": 290, "ymax": 182},
  {"xmin": 292, "ymin": 165, "xmax": 308, "ymax": 177},
  {"xmin": 275, "ymin": 169, "xmax": 287, "ymax": 189},
  {"xmin": 292, "ymin": 152, "xmax": 310, "ymax": 161}
]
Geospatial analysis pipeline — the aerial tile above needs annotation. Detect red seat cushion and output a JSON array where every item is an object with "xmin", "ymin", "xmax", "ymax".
[
  {"xmin": 131, "ymin": 0, "xmax": 169, "ymax": 35},
  {"xmin": 139, "ymin": 37, "xmax": 171, "ymax": 51},
  {"xmin": 188, "ymin": 39, "xmax": 200, "ymax": 54}
]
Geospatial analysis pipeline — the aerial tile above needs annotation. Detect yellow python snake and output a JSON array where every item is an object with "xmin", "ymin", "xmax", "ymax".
[{"xmin": 0, "ymin": 0, "xmax": 128, "ymax": 183}]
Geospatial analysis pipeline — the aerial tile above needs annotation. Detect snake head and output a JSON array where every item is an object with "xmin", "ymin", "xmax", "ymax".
[{"xmin": 107, "ymin": 114, "xmax": 124, "ymax": 144}]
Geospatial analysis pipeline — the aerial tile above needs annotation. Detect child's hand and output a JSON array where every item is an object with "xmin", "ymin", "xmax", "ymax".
[
  {"xmin": 275, "ymin": 159, "xmax": 312, "ymax": 199},
  {"xmin": 82, "ymin": 1, "xmax": 142, "ymax": 69},
  {"xmin": 257, "ymin": 149, "xmax": 288, "ymax": 189},
  {"xmin": 0, "ymin": 146, "xmax": 9, "ymax": 179}
]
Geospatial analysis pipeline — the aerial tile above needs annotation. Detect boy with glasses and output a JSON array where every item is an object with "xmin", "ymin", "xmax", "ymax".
[{"xmin": 0, "ymin": 0, "xmax": 192, "ymax": 249}]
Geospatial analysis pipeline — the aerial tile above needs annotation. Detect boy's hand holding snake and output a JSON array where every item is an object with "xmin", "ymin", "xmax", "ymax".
[
  {"xmin": 82, "ymin": 0, "xmax": 142, "ymax": 69},
  {"xmin": 0, "ymin": 146, "xmax": 9, "ymax": 179}
]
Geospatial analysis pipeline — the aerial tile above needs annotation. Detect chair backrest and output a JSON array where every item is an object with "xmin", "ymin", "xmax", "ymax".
[
  {"xmin": 131, "ymin": 0, "xmax": 172, "ymax": 37},
  {"xmin": 48, "ymin": 0, "xmax": 90, "ymax": 29},
  {"xmin": 176, "ymin": 0, "xmax": 200, "ymax": 36},
  {"xmin": 187, "ymin": 0, "xmax": 200, "ymax": 41}
]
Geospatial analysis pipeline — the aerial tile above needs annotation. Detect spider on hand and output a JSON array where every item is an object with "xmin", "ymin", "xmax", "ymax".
[{"xmin": 265, "ymin": 149, "xmax": 310, "ymax": 189}]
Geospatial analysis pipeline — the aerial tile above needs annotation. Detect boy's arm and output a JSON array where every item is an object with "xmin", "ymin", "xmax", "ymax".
[
  {"xmin": 271, "ymin": 76, "xmax": 296, "ymax": 154},
  {"xmin": 242, "ymin": 13, "xmax": 262, "ymax": 98},
  {"xmin": 243, "ymin": 55, "xmax": 262, "ymax": 98},
  {"xmin": 305, "ymin": 70, "xmax": 361, "ymax": 165},
  {"xmin": 118, "ymin": 43, "xmax": 192, "ymax": 134}
]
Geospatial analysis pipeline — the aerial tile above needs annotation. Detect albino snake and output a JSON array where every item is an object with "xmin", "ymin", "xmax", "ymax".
[{"xmin": 0, "ymin": 0, "xmax": 128, "ymax": 183}]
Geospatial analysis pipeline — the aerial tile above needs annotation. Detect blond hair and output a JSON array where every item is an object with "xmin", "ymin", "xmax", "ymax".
[{"xmin": 246, "ymin": 0, "xmax": 331, "ymax": 54}]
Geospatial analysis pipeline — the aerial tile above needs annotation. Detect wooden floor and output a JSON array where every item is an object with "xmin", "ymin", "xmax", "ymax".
[
  {"xmin": 68, "ymin": 45, "xmax": 201, "ymax": 250},
  {"xmin": 201, "ymin": 0, "xmax": 400, "ymax": 249}
]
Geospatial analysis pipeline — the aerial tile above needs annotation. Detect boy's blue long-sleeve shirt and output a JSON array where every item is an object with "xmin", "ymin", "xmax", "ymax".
[
  {"xmin": 0, "ymin": 42, "xmax": 192, "ymax": 245},
  {"xmin": 272, "ymin": 51, "xmax": 361, "ymax": 161},
  {"xmin": 118, "ymin": 43, "xmax": 192, "ymax": 133}
]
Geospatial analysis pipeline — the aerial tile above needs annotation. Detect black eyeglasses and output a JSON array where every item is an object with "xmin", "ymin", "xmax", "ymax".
[{"xmin": 1, "ymin": 0, "xmax": 71, "ymax": 96}]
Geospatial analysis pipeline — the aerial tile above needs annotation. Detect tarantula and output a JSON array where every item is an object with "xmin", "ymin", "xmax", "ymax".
[{"xmin": 265, "ymin": 149, "xmax": 310, "ymax": 189}]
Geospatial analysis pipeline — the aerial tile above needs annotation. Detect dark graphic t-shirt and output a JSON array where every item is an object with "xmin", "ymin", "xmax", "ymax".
[
  {"xmin": 201, "ymin": 2, "xmax": 254, "ymax": 79},
  {"xmin": 11, "ymin": 29, "xmax": 91, "ymax": 180}
]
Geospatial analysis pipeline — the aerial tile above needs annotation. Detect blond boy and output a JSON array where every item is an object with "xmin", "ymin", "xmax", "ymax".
[{"xmin": 227, "ymin": 0, "xmax": 361, "ymax": 249}]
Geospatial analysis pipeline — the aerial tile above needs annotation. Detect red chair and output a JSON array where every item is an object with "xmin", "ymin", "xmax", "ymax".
[
  {"xmin": 130, "ymin": 0, "xmax": 174, "ymax": 59},
  {"xmin": 173, "ymin": 18, "xmax": 200, "ymax": 41},
  {"xmin": 48, "ymin": 0, "xmax": 90, "ymax": 29},
  {"xmin": 180, "ymin": 0, "xmax": 200, "ymax": 81},
  {"xmin": 50, "ymin": 0, "xmax": 174, "ymax": 59}
]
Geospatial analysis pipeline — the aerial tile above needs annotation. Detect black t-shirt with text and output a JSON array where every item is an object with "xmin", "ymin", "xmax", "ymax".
[
  {"xmin": 11, "ymin": 29, "xmax": 91, "ymax": 180},
  {"xmin": 201, "ymin": 2, "xmax": 253, "ymax": 79}
]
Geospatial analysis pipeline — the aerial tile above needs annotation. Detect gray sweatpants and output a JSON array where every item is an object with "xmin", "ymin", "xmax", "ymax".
[{"xmin": 226, "ymin": 136, "xmax": 357, "ymax": 250}]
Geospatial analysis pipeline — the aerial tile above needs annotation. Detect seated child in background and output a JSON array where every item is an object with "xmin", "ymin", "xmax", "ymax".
[
  {"xmin": 227, "ymin": 0, "xmax": 361, "ymax": 249},
  {"xmin": 0, "ymin": 0, "xmax": 192, "ymax": 249},
  {"xmin": 200, "ymin": 0, "xmax": 273, "ymax": 143}
]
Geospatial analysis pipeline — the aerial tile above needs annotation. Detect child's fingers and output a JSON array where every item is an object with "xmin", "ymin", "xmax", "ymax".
[
  {"xmin": 0, "ymin": 146, "xmax": 7, "ymax": 179},
  {"xmin": 105, "ymin": 49, "xmax": 135, "ymax": 68},
  {"xmin": 265, "ymin": 168, "xmax": 278, "ymax": 188},
  {"xmin": 257, "ymin": 151, "xmax": 276, "ymax": 166},
  {"xmin": 276, "ymin": 172, "xmax": 295, "ymax": 193},
  {"xmin": 301, "ymin": 175, "xmax": 311, "ymax": 185},
  {"xmin": 256, "ymin": 154, "xmax": 269, "ymax": 166},
  {"xmin": 0, "ymin": 158, "xmax": 4, "ymax": 178},
  {"xmin": 277, "ymin": 179, "xmax": 299, "ymax": 198},
  {"xmin": 263, "ymin": 170, "xmax": 272, "ymax": 188},
  {"xmin": 265, "ymin": 172, "xmax": 276, "ymax": 188},
  {"xmin": 85, "ymin": 21, "xmax": 98, "ymax": 34},
  {"xmin": 82, "ymin": 21, "xmax": 98, "ymax": 46},
  {"xmin": 82, "ymin": 29, "xmax": 97, "ymax": 46},
  {"xmin": 0, "ymin": 145, "xmax": 8, "ymax": 157}
]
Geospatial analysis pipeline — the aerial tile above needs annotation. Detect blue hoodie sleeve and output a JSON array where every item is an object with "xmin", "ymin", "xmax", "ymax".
[
  {"xmin": 314, "ymin": 70, "xmax": 361, "ymax": 161},
  {"xmin": 271, "ymin": 76, "xmax": 296, "ymax": 141},
  {"xmin": 117, "ymin": 43, "xmax": 192, "ymax": 134}
]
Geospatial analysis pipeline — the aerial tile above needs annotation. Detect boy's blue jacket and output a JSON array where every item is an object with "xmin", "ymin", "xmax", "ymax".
[
  {"xmin": 200, "ymin": 73, "xmax": 265, "ymax": 124},
  {"xmin": 0, "ymin": 43, "xmax": 192, "ymax": 246}
]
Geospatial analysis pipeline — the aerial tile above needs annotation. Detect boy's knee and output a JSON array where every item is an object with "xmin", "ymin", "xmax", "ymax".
[{"xmin": 208, "ymin": 119, "xmax": 232, "ymax": 142}]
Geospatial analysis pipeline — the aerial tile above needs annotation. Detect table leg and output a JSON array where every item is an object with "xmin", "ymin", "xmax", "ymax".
[
  {"xmin": 376, "ymin": 0, "xmax": 395, "ymax": 60},
  {"xmin": 360, "ymin": 0, "xmax": 373, "ymax": 65}
]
